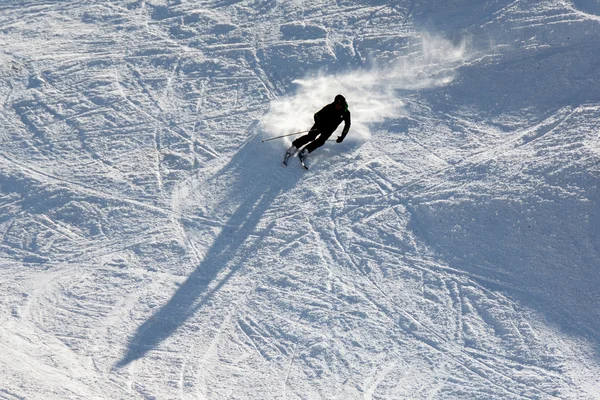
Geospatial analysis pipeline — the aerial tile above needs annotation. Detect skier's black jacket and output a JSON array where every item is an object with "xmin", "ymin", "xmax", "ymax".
[{"xmin": 314, "ymin": 101, "xmax": 351, "ymax": 140}]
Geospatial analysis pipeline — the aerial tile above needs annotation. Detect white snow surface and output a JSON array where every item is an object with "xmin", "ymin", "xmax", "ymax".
[{"xmin": 1, "ymin": 0, "xmax": 600, "ymax": 399}]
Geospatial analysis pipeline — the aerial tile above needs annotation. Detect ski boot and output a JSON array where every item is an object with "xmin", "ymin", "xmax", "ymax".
[{"xmin": 283, "ymin": 145, "xmax": 297, "ymax": 166}]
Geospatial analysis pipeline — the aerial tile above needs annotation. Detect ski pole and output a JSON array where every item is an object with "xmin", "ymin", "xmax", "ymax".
[{"xmin": 261, "ymin": 129, "xmax": 315, "ymax": 143}]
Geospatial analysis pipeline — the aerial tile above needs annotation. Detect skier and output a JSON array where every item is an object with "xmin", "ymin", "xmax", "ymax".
[{"xmin": 284, "ymin": 94, "xmax": 351, "ymax": 168}]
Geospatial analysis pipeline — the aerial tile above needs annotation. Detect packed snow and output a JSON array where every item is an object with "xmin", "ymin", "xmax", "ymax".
[{"xmin": 1, "ymin": 0, "xmax": 599, "ymax": 399}]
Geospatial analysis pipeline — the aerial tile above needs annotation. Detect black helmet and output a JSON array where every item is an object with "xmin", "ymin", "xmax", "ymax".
[{"xmin": 334, "ymin": 94, "xmax": 346, "ymax": 105}]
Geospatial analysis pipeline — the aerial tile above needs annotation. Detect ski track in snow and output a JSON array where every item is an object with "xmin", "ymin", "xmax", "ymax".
[{"xmin": 1, "ymin": 0, "xmax": 600, "ymax": 399}]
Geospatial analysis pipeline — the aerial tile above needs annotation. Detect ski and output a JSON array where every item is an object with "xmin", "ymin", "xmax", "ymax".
[
  {"xmin": 298, "ymin": 152, "xmax": 308, "ymax": 170},
  {"xmin": 282, "ymin": 147, "xmax": 308, "ymax": 170}
]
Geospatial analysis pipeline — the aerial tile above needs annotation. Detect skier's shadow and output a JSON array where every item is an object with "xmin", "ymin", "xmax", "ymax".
[{"xmin": 116, "ymin": 131, "xmax": 299, "ymax": 368}]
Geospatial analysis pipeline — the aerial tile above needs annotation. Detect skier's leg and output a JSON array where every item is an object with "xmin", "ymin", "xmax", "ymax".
[
  {"xmin": 304, "ymin": 131, "xmax": 333, "ymax": 153},
  {"xmin": 292, "ymin": 124, "xmax": 319, "ymax": 148}
]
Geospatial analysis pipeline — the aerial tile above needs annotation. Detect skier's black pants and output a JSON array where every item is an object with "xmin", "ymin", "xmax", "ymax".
[{"xmin": 292, "ymin": 124, "xmax": 333, "ymax": 153}]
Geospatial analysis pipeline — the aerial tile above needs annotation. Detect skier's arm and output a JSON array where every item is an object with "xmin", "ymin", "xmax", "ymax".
[
  {"xmin": 337, "ymin": 110, "xmax": 351, "ymax": 143},
  {"xmin": 313, "ymin": 105, "xmax": 328, "ymax": 127}
]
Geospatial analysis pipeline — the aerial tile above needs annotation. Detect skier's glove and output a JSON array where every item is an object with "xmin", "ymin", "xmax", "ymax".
[{"xmin": 336, "ymin": 136, "xmax": 344, "ymax": 143}]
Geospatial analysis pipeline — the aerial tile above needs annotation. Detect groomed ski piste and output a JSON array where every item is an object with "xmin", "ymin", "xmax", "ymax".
[{"xmin": 1, "ymin": 0, "xmax": 600, "ymax": 399}]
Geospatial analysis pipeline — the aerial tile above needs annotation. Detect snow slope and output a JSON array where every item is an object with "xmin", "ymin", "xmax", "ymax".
[{"xmin": 1, "ymin": 0, "xmax": 599, "ymax": 399}]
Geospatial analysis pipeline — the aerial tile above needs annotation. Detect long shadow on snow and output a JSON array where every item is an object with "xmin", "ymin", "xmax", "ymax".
[{"xmin": 115, "ymin": 135, "xmax": 299, "ymax": 367}]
